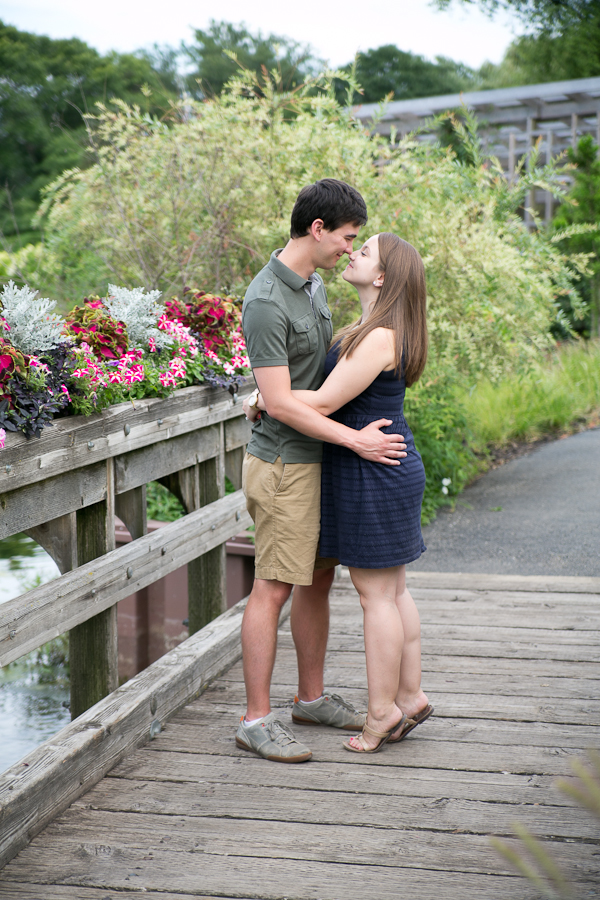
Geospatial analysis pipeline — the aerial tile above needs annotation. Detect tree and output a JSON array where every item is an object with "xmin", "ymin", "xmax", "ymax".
[
  {"xmin": 553, "ymin": 135, "xmax": 600, "ymax": 336},
  {"xmin": 433, "ymin": 0, "xmax": 593, "ymax": 34},
  {"xmin": 182, "ymin": 20, "xmax": 320, "ymax": 98},
  {"xmin": 335, "ymin": 45, "xmax": 479, "ymax": 104},
  {"xmin": 0, "ymin": 21, "xmax": 178, "ymax": 243}
]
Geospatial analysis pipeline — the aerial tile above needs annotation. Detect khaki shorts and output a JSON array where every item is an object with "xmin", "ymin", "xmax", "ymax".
[{"xmin": 242, "ymin": 453, "xmax": 338, "ymax": 586}]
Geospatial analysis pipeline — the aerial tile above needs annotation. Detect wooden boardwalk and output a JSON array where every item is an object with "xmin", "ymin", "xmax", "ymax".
[{"xmin": 1, "ymin": 571, "xmax": 599, "ymax": 899}]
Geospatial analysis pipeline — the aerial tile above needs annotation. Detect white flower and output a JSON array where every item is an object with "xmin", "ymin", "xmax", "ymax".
[
  {"xmin": 0, "ymin": 281, "xmax": 64, "ymax": 355},
  {"xmin": 441, "ymin": 486, "xmax": 448, "ymax": 495},
  {"xmin": 442, "ymin": 478, "xmax": 452, "ymax": 486},
  {"xmin": 104, "ymin": 284, "xmax": 171, "ymax": 350}
]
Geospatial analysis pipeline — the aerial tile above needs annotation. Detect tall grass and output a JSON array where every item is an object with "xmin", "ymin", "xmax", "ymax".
[{"xmin": 464, "ymin": 341, "xmax": 600, "ymax": 449}]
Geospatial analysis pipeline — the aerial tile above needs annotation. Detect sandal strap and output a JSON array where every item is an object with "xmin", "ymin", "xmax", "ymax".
[{"xmin": 363, "ymin": 722, "xmax": 393, "ymax": 739}]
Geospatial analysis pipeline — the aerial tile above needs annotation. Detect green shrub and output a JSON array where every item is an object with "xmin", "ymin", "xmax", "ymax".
[
  {"xmin": 464, "ymin": 340, "xmax": 600, "ymax": 448},
  {"xmin": 405, "ymin": 362, "xmax": 479, "ymax": 523}
]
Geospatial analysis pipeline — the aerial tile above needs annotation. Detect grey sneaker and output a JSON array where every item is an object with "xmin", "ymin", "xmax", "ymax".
[
  {"xmin": 292, "ymin": 692, "xmax": 367, "ymax": 731},
  {"xmin": 235, "ymin": 713, "xmax": 312, "ymax": 763}
]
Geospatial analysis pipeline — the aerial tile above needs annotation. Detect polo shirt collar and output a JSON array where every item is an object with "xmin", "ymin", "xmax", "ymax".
[{"xmin": 268, "ymin": 250, "xmax": 314, "ymax": 292}]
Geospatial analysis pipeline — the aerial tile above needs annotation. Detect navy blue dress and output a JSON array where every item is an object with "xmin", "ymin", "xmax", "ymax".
[{"xmin": 319, "ymin": 343, "xmax": 426, "ymax": 569}]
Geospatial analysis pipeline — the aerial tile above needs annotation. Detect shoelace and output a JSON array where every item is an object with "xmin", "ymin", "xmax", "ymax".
[
  {"xmin": 266, "ymin": 718, "xmax": 298, "ymax": 746},
  {"xmin": 327, "ymin": 693, "xmax": 362, "ymax": 715}
]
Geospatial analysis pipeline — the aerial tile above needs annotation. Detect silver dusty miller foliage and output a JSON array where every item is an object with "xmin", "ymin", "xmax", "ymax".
[
  {"xmin": 0, "ymin": 280, "xmax": 64, "ymax": 355},
  {"xmin": 104, "ymin": 284, "xmax": 172, "ymax": 349}
]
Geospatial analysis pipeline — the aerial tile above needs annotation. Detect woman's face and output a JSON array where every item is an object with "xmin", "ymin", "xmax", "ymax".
[{"xmin": 342, "ymin": 234, "xmax": 383, "ymax": 287}]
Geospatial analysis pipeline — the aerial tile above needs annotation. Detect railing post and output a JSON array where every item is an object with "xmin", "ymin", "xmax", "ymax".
[
  {"xmin": 70, "ymin": 459, "xmax": 118, "ymax": 719},
  {"xmin": 188, "ymin": 423, "xmax": 227, "ymax": 634}
]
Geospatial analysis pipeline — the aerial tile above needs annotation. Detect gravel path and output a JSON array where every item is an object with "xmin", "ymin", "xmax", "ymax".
[{"xmin": 414, "ymin": 427, "xmax": 600, "ymax": 577}]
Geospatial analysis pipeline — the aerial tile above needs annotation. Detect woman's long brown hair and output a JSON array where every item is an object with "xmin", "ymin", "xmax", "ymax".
[{"xmin": 335, "ymin": 233, "xmax": 428, "ymax": 387}]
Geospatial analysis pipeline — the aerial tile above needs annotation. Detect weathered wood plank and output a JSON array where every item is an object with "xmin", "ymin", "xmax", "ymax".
[
  {"xmin": 146, "ymin": 720, "xmax": 597, "ymax": 774},
  {"xmin": 174, "ymin": 697, "xmax": 600, "ymax": 748},
  {"xmin": 331, "ymin": 595, "xmax": 600, "ymax": 629},
  {"xmin": 405, "ymin": 570, "xmax": 600, "ymax": 594},
  {"xmin": 114, "ymin": 427, "xmax": 220, "ymax": 494},
  {"xmin": 332, "ymin": 620, "xmax": 600, "ymax": 645},
  {"xmin": 0, "ymin": 595, "xmax": 290, "ymax": 870},
  {"xmin": 180, "ymin": 679, "xmax": 600, "ymax": 726},
  {"xmin": 0, "ymin": 844, "xmax": 546, "ymax": 899},
  {"xmin": 224, "ymin": 413, "xmax": 252, "ymax": 452},
  {"xmin": 224, "ymin": 444, "xmax": 245, "ymax": 490},
  {"xmin": 0, "ymin": 491, "xmax": 251, "ymax": 666},
  {"xmin": 0, "ymin": 463, "xmax": 108, "ymax": 540},
  {"xmin": 216, "ymin": 654, "xmax": 600, "ymax": 698},
  {"xmin": 64, "ymin": 785, "xmax": 598, "ymax": 841},
  {"xmin": 296, "ymin": 633, "xmax": 600, "ymax": 661},
  {"xmin": 13, "ymin": 811, "xmax": 600, "ymax": 875},
  {"xmin": 221, "ymin": 643, "xmax": 600, "ymax": 681},
  {"xmin": 0, "ymin": 380, "xmax": 255, "ymax": 496},
  {"xmin": 107, "ymin": 749, "xmax": 569, "ymax": 804},
  {"xmin": 0, "ymin": 888, "xmax": 226, "ymax": 900}
]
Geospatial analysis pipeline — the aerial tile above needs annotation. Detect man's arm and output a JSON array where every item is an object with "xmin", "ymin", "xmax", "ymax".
[{"xmin": 253, "ymin": 366, "xmax": 407, "ymax": 465}]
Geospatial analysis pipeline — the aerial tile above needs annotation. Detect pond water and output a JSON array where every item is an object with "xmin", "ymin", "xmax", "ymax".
[{"xmin": 0, "ymin": 534, "xmax": 70, "ymax": 773}]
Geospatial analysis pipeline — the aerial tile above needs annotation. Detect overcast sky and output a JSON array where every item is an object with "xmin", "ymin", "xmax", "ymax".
[{"xmin": 1, "ymin": 0, "xmax": 522, "ymax": 69}]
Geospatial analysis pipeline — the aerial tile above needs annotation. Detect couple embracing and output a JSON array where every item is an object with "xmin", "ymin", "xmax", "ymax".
[{"xmin": 237, "ymin": 179, "xmax": 433, "ymax": 762}]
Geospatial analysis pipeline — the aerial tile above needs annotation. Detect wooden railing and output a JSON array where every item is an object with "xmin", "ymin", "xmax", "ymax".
[{"xmin": 0, "ymin": 379, "xmax": 254, "ymax": 718}]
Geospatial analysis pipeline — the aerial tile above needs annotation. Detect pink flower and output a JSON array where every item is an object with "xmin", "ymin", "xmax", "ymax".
[
  {"xmin": 61, "ymin": 384, "xmax": 71, "ymax": 401},
  {"xmin": 109, "ymin": 372, "xmax": 123, "ymax": 384},
  {"xmin": 148, "ymin": 337, "xmax": 157, "ymax": 352},
  {"xmin": 159, "ymin": 372, "xmax": 177, "ymax": 388},
  {"xmin": 0, "ymin": 427, "xmax": 5, "ymax": 449}
]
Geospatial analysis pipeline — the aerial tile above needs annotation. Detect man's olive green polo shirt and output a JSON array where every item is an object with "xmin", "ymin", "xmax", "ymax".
[{"xmin": 242, "ymin": 250, "xmax": 334, "ymax": 464}]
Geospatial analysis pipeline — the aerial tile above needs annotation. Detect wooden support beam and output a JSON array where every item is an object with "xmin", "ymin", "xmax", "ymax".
[
  {"xmin": 25, "ymin": 512, "xmax": 77, "ymax": 575},
  {"xmin": 525, "ymin": 117, "xmax": 535, "ymax": 228},
  {"xmin": 545, "ymin": 130, "xmax": 554, "ymax": 225},
  {"xmin": 188, "ymin": 430, "xmax": 227, "ymax": 634},
  {"xmin": 70, "ymin": 460, "xmax": 117, "ymax": 720},
  {"xmin": 508, "ymin": 131, "xmax": 516, "ymax": 183},
  {"xmin": 225, "ymin": 446, "xmax": 245, "ymax": 491},
  {"xmin": 159, "ymin": 465, "xmax": 200, "ymax": 517},
  {"xmin": 115, "ymin": 485, "xmax": 147, "ymax": 542}
]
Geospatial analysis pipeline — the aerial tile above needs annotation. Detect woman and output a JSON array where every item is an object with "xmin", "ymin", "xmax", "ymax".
[{"xmin": 247, "ymin": 232, "xmax": 432, "ymax": 753}]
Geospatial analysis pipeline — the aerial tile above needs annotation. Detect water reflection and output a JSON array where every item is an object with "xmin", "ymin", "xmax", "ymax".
[
  {"xmin": 0, "ymin": 534, "xmax": 67, "ymax": 772},
  {"xmin": 0, "ymin": 665, "xmax": 70, "ymax": 772},
  {"xmin": 0, "ymin": 533, "xmax": 59, "ymax": 603}
]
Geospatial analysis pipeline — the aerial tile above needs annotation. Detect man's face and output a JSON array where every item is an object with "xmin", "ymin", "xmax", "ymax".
[{"xmin": 315, "ymin": 221, "xmax": 361, "ymax": 270}]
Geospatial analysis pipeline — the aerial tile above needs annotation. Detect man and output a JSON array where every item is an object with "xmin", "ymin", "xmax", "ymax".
[{"xmin": 236, "ymin": 179, "xmax": 407, "ymax": 762}]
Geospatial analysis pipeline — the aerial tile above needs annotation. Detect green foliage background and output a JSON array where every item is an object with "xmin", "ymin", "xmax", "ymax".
[{"xmin": 3, "ymin": 71, "xmax": 590, "ymax": 518}]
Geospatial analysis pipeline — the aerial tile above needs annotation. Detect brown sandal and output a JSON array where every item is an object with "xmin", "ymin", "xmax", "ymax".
[
  {"xmin": 388, "ymin": 704, "xmax": 433, "ymax": 743},
  {"xmin": 343, "ymin": 715, "xmax": 407, "ymax": 754}
]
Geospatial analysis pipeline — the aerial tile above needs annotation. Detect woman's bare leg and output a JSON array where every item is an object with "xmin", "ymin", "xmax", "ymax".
[
  {"xmin": 346, "ymin": 566, "xmax": 404, "ymax": 750},
  {"xmin": 394, "ymin": 567, "xmax": 429, "ymax": 720}
]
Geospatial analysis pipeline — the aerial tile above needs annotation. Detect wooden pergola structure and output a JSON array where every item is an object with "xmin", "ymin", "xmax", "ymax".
[{"xmin": 352, "ymin": 76, "xmax": 600, "ymax": 224}]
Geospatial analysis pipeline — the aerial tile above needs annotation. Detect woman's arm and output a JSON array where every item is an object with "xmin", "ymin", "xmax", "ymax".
[{"xmin": 291, "ymin": 327, "xmax": 395, "ymax": 415}]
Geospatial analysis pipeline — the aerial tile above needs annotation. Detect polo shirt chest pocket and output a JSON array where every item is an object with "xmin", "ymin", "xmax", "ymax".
[
  {"xmin": 292, "ymin": 313, "xmax": 319, "ymax": 355},
  {"xmin": 318, "ymin": 305, "xmax": 333, "ymax": 343}
]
